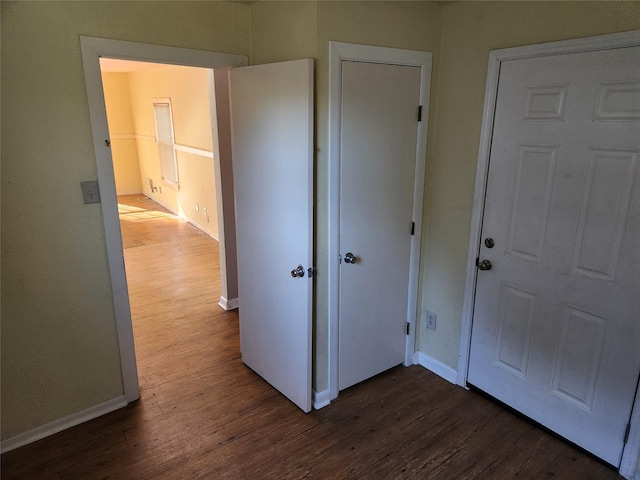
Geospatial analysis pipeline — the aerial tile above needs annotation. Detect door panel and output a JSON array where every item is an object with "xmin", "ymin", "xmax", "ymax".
[
  {"xmin": 230, "ymin": 60, "xmax": 313, "ymax": 412},
  {"xmin": 468, "ymin": 46, "xmax": 640, "ymax": 465},
  {"xmin": 339, "ymin": 61, "xmax": 421, "ymax": 391}
]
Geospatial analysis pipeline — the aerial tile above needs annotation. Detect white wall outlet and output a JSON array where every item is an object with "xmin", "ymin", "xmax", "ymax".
[
  {"xmin": 195, "ymin": 203, "xmax": 199, "ymax": 212},
  {"xmin": 426, "ymin": 311, "xmax": 437, "ymax": 330}
]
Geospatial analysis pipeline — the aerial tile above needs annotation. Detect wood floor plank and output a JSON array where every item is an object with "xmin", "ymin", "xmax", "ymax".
[{"xmin": 1, "ymin": 194, "xmax": 622, "ymax": 479}]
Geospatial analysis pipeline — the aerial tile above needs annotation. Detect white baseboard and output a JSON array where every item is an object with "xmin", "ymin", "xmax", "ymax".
[
  {"xmin": 116, "ymin": 189, "xmax": 143, "ymax": 196},
  {"xmin": 184, "ymin": 217, "xmax": 218, "ymax": 241},
  {"xmin": 0, "ymin": 396, "xmax": 127, "ymax": 454},
  {"xmin": 313, "ymin": 389, "xmax": 331, "ymax": 410},
  {"xmin": 414, "ymin": 351, "xmax": 458, "ymax": 384},
  {"xmin": 218, "ymin": 296, "xmax": 239, "ymax": 311}
]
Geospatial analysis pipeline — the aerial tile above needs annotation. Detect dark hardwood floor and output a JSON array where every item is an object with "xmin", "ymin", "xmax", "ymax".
[{"xmin": 1, "ymin": 194, "xmax": 621, "ymax": 479}]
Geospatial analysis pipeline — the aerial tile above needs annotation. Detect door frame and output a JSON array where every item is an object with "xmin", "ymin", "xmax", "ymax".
[
  {"xmin": 456, "ymin": 30, "xmax": 640, "ymax": 477},
  {"xmin": 80, "ymin": 36, "xmax": 247, "ymax": 403},
  {"xmin": 328, "ymin": 42, "xmax": 432, "ymax": 402}
]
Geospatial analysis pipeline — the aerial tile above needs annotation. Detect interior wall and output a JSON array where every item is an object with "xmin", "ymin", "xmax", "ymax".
[
  {"xmin": 101, "ymin": 72, "xmax": 142, "ymax": 195},
  {"xmin": 127, "ymin": 65, "xmax": 219, "ymax": 238},
  {"xmin": 250, "ymin": 1, "xmax": 318, "ymax": 65},
  {"xmin": 1, "ymin": 0, "xmax": 250, "ymax": 441},
  {"xmin": 2, "ymin": 1, "xmax": 639, "ymax": 463},
  {"xmin": 419, "ymin": 0, "xmax": 640, "ymax": 370}
]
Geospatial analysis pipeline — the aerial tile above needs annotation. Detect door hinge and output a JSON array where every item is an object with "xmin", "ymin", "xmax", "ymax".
[
  {"xmin": 418, "ymin": 105, "xmax": 423, "ymax": 122},
  {"xmin": 406, "ymin": 322, "xmax": 410, "ymax": 335},
  {"xmin": 624, "ymin": 423, "xmax": 631, "ymax": 443},
  {"xmin": 411, "ymin": 222, "xmax": 415, "ymax": 236}
]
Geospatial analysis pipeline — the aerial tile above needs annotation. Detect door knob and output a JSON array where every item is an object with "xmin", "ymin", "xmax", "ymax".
[
  {"xmin": 344, "ymin": 252, "xmax": 358, "ymax": 264},
  {"xmin": 477, "ymin": 259, "xmax": 492, "ymax": 271},
  {"xmin": 291, "ymin": 265, "xmax": 305, "ymax": 278}
]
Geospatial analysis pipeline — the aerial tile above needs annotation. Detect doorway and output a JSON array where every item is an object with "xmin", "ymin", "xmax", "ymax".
[
  {"xmin": 82, "ymin": 37, "xmax": 315, "ymax": 413},
  {"xmin": 81, "ymin": 36, "xmax": 247, "ymax": 402},
  {"xmin": 459, "ymin": 31, "xmax": 640, "ymax": 474},
  {"xmin": 99, "ymin": 58, "xmax": 225, "ymax": 392},
  {"xmin": 328, "ymin": 42, "xmax": 432, "ymax": 400},
  {"xmin": 338, "ymin": 60, "xmax": 421, "ymax": 391}
]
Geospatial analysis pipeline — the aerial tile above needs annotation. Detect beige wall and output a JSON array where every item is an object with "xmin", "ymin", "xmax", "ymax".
[
  {"xmin": 2, "ymin": 4, "xmax": 639, "ymax": 471},
  {"xmin": 126, "ymin": 65, "xmax": 218, "ymax": 238},
  {"xmin": 102, "ymin": 66, "xmax": 219, "ymax": 237},
  {"xmin": 250, "ymin": 1, "xmax": 318, "ymax": 65},
  {"xmin": 101, "ymin": 72, "xmax": 142, "ymax": 195},
  {"xmin": 1, "ymin": 0, "xmax": 250, "ymax": 440},
  {"xmin": 419, "ymin": 1, "xmax": 640, "ymax": 369}
]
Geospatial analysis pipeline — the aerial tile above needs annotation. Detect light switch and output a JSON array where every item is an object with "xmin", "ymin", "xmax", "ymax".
[{"xmin": 81, "ymin": 181, "xmax": 101, "ymax": 204}]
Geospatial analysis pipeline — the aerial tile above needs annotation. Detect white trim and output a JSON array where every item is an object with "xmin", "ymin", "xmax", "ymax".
[
  {"xmin": 110, "ymin": 134, "xmax": 137, "ymax": 140},
  {"xmin": 135, "ymin": 134, "xmax": 156, "ymax": 142},
  {"xmin": 116, "ymin": 189, "xmax": 143, "ymax": 196},
  {"xmin": 456, "ymin": 30, "xmax": 640, "ymax": 475},
  {"xmin": 621, "ymin": 379, "xmax": 640, "ymax": 479},
  {"xmin": 111, "ymin": 135, "xmax": 214, "ymax": 160},
  {"xmin": 218, "ymin": 296, "xmax": 239, "ymax": 311},
  {"xmin": 161, "ymin": 177, "xmax": 180, "ymax": 191},
  {"xmin": 174, "ymin": 144, "xmax": 214, "ymax": 159},
  {"xmin": 0, "ymin": 396, "xmax": 126, "ymax": 453},
  {"xmin": 313, "ymin": 389, "xmax": 331, "ymax": 410},
  {"xmin": 328, "ymin": 41, "xmax": 432, "ymax": 401},
  {"xmin": 80, "ymin": 36, "xmax": 247, "ymax": 406},
  {"xmin": 183, "ymin": 217, "xmax": 218, "ymax": 241},
  {"xmin": 414, "ymin": 351, "xmax": 458, "ymax": 385},
  {"xmin": 110, "ymin": 134, "xmax": 156, "ymax": 142}
]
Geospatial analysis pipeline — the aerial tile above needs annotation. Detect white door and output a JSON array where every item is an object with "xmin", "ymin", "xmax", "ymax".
[
  {"xmin": 468, "ymin": 46, "xmax": 640, "ymax": 465},
  {"xmin": 230, "ymin": 59, "xmax": 313, "ymax": 412},
  {"xmin": 339, "ymin": 61, "xmax": 421, "ymax": 391}
]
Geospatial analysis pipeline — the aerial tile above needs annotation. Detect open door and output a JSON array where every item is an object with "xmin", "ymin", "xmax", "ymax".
[{"xmin": 230, "ymin": 59, "xmax": 313, "ymax": 412}]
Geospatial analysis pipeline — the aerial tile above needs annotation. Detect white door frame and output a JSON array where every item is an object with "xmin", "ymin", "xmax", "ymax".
[
  {"xmin": 80, "ymin": 36, "xmax": 247, "ymax": 403},
  {"xmin": 456, "ymin": 30, "xmax": 640, "ymax": 478},
  {"xmin": 328, "ymin": 42, "xmax": 432, "ymax": 402}
]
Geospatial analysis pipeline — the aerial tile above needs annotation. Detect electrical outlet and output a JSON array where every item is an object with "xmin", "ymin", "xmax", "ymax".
[
  {"xmin": 195, "ymin": 203, "xmax": 199, "ymax": 212},
  {"xmin": 426, "ymin": 311, "xmax": 437, "ymax": 330}
]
